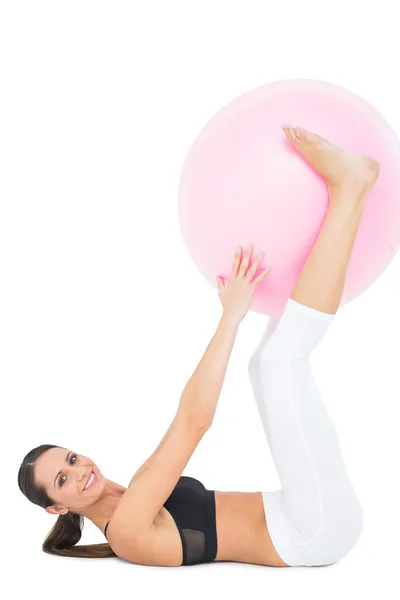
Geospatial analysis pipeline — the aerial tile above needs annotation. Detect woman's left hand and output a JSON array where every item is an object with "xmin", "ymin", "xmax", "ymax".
[{"xmin": 216, "ymin": 245, "xmax": 271, "ymax": 323}]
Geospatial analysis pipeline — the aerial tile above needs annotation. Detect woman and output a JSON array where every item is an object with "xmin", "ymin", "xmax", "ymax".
[{"xmin": 18, "ymin": 126, "xmax": 380, "ymax": 567}]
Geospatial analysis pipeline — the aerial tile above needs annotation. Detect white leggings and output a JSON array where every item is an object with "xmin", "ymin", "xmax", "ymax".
[{"xmin": 248, "ymin": 298, "xmax": 364, "ymax": 567}]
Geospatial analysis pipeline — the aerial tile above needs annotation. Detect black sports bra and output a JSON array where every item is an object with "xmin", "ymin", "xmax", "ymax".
[{"xmin": 104, "ymin": 475, "xmax": 217, "ymax": 566}]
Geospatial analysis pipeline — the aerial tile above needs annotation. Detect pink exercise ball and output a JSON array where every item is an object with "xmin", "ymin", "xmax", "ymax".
[{"xmin": 177, "ymin": 79, "xmax": 400, "ymax": 316}]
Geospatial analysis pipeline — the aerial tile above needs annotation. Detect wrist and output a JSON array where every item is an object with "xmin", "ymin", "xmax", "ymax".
[{"xmin": 219, "ymin": 312, "xmax": 242, "ymax": 330}]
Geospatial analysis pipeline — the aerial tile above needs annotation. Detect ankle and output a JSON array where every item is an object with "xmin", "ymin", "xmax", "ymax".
[
  {"xmin": 328, "ymin": 177, "xmax": 372, "ymax": 205},
  {"xmin": 329, "ymin": 158, "xmax": 379, "ymax": 196}
]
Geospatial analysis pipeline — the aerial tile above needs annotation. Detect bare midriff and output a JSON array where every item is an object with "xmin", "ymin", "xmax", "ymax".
[{"xmin": 153, "ymin": 490, "xmax": 289, "ymax": 567}]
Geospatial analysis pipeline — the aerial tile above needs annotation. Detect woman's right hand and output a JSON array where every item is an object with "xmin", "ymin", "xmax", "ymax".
[{"xmin": 216, "ymin": 245, "xmax": 272, "ymax": 323}]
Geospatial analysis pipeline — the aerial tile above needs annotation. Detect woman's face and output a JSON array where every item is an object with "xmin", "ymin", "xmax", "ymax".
[{"xmin": 34, "ymin": 447, "xmax": 105, "ymax": 515}]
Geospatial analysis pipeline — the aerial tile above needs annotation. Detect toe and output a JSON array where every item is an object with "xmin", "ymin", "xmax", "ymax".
[
  {"xmin": 282, "ymin": 125, "xmax": 293, "ymax": 142},
  {"xmin": 294, "ymin": 127, "xmax": 308, "ymax": 142},
  {"xmin": 282, "ymin": 125, "xmax": 302, "ymax": 147},
  {"xmin": 304, "ymin": 130, "xmax": 326, "ymax": 146},
  {"xmin": 286, "ymin": 128, "xmax": 294, "ymax": 142},
  {"xmin": 289, "ymin": 127, "xmax": 300, "ymax": 145}
]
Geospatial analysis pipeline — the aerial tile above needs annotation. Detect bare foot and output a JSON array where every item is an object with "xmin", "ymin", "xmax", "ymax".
[{"xmin": 281, "ymin": 125, "xmax": 380, "ymax": 196}]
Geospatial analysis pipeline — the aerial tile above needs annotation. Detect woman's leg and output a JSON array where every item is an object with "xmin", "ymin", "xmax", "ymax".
[
  {"xmin": 248, "ymin": 127, "xmax": 380, "ymax": 567},
  {"xmin": 284, "ymin": 125, "xmax": 380, "ymax": 314}
]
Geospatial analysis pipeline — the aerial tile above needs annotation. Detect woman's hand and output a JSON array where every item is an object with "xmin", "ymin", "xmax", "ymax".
[{"xmin": 216, "ymin": 245, "xmax": 271, "ymax": 323}]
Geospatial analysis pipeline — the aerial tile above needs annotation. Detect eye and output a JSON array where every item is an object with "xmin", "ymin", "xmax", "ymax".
[{"xmin": 59, "ymin": 454, "xmax": 77, "ymax": 488}]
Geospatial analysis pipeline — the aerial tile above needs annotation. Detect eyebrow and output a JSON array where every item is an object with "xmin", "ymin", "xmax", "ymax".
[{"xmin": 54, "ymin": 451, "xmax": 72, "ymax": 488}]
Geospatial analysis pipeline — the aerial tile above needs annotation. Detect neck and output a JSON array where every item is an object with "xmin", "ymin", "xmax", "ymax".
[{"xmin": 79, "ymin": 479, "xmax": 127, "ymax": 534}]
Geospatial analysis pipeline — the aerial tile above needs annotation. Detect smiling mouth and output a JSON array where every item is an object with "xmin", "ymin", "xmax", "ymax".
[{"xmin": 83, "ymin": 470, "xmax": 97, "ymax": 491}]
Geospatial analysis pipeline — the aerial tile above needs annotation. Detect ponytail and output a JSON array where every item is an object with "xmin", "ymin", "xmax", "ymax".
[{"xmin": 43, "ymin": 511, "xmax": 116, "ymax": 559}]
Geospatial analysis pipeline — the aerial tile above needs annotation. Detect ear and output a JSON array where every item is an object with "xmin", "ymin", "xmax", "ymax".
[{"xmin": 46, "ymin": 506, "xmax": 69, "ymax": 516}]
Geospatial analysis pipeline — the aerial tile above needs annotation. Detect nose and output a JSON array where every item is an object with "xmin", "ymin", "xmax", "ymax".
[{"xmin": 77, "ymin": 469, "xmax": 87, "ymax": 485}]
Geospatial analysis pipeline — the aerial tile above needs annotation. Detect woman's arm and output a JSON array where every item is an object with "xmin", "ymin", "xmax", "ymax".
[
  {"xmin": 178, "ymin": 313, "xmax": 241, "ymax": 427},
  {"xmin": 178, "ymin": 244, "xmax": 270, "ymax": 427},
  {"xmin": 128, "ymin": 315, "xmax": 239, "ymax": 487},
  {"xmin": 129, "ymin": 246, "xmax": 269, "ymax": 483},
  {"xmin": 128, "ymin": 414, "xmax": 184, "ymax": 486}
]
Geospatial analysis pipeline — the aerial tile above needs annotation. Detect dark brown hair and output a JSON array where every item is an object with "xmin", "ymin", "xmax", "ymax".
[{"xmin": 18, "ymin": 444, "xmax": 116, "ymax": 558}]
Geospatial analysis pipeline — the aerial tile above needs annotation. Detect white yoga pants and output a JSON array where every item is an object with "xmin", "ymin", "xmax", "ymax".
[{"xmin": 248, "ymin": 297, "xmax": 364, "ymax": 567}]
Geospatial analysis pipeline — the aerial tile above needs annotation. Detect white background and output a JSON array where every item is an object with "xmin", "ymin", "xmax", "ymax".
[{"xmin": 1, "ymin": 1, "xmax": 399, "ymax": 598}]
